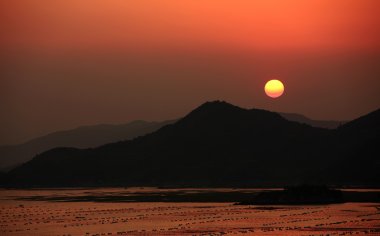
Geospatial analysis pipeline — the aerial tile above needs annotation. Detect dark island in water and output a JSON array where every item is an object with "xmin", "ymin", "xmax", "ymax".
[{"xmin": 238, "ymin": 185, "xmax": 345, "ymax": 205}]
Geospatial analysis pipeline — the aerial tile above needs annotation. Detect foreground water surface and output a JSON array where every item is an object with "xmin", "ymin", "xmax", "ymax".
[{"xmin": 0, "ymin": 188, "xmax": 379, "ymax": 235}]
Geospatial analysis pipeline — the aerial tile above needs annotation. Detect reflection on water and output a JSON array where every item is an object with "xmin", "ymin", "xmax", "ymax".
[{"xmin": 0, "ymin": 188, "xmax": 379, "ymax": 235}]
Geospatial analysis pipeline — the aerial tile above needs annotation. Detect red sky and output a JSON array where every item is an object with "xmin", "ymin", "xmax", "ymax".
[{"xmin": 1, "ymin": 0, "xmax": 380, "ymax": 144}]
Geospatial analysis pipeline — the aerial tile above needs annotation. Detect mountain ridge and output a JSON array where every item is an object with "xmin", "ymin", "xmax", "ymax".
[
  {"xmin": 3, "ymin": 101, "xmax": 378, "ymax": 187},
  {"xmin": 0, "ymin": 120, "xmax": 174, "ymax": 171},
  {"xmin": 0, "ymin": 105, "xmax": 345, "ymax": 171},
  {"xmin": 279, "ymin": 112, "xmax": 344, "ymax": 129}
]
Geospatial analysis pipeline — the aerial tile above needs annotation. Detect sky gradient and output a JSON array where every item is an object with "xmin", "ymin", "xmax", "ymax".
[{"xmin": 1, "ymin": 0, "xmax": 380, "ymax": 145}]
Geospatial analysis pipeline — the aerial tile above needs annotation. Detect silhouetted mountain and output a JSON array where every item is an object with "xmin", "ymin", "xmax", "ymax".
[
  {"xmin": 317, "ymin": 108, "xmax": 380, "ymax": 185},
  {"xmin": 4, "ymin": 101, "xmax": 379, "ymax": 187},
  {"xmin": 0, "ymin": 109, "xmax": 341, "ymax": 172},
  {"xmin": 279, "ymin": 112, "xmax": 344, "ymax": 129},
  {"xmin": 0, "ymin": 120, "xmax": 173, "ymax": 171},
  {"xmin": 339, "ymin": 108, "xmax": 380, "ymax": 133}
]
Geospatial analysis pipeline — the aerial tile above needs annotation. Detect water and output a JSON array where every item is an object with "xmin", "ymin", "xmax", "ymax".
[{"xmin": 1, "ymin": 188, "xmax": 379, "ymax": 235}]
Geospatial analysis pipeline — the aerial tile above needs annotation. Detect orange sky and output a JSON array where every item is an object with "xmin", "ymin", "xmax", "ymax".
[
  {"xmin": 2, "ymin": 0, "xmax": 380, "ymax": 52},
  {"xmin": 1, "ymin": 0, "xmax": 380, "ymax": 144}
]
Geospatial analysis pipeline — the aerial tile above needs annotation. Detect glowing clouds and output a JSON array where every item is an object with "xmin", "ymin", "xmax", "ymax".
[{"xmin": 264, "ymin": 79, "xmax": 284, "ymax": 98}]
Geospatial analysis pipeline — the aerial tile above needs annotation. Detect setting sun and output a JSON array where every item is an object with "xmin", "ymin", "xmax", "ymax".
[{"xmin": 265, "ymin": 79, "xmax": 285, "ymax": 98}]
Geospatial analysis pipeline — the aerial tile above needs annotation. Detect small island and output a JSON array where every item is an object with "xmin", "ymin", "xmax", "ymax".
[{"xmin": 238, "ymin": 185, "xmax": 344, "ymax": 205}]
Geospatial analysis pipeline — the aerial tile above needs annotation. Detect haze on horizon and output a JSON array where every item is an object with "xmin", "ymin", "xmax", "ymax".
[{"xmin": 1, "ymin": 0, "xmax": 380, "ymax": 145}]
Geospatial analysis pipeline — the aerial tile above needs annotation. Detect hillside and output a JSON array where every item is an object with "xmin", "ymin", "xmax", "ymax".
[
  {"xmin": 317, "ymin": 109, "xmax": 380, "ymax": 185},
  {"xmin": 0, "ymin": 120, "xmax": 173, "ymax": 171},
  {"xmin": 4, "ymin": 101, "xmax": 379, "ymax": 187},
  {"xmin": 0, "ymin": 110, "xmax": 343, "ymax": 172}
]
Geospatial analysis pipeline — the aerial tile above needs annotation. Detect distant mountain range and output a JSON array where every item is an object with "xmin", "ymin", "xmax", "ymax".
[
  {"xmin": 0, "ymin": 111, "xmax": 342, "ymax": 171},
  {"xmin": 0, "ymin": 120, "xmax": 173, "ymax": 171},
  {"xmin": 279, "ymin": 112, "xmax": 344, "ymax": 129},
  {"xmin": 3, "ymin": 101, "xmax": 378, "ymax": 187}
]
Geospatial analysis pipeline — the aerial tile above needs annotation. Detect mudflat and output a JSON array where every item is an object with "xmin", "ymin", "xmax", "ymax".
[{"xmin": 0, "ymin": 188, "xmax": 379, "ymax": 235}]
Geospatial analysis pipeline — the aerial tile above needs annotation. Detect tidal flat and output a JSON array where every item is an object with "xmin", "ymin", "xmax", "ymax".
[{"xmin": 0, "ymin": 188, "xmax": 379, "ymax": 235}]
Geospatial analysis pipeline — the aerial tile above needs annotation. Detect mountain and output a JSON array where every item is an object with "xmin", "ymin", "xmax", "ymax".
[
  {"xmin": 279, "ymin": 112, "xmax": 344, "ymax": 129},
  {"xmin": 0, "ymin": 110, "xmax": 341, "ymax": 172},
  {"xmin": 318, "ymin": 108, "xmax": 380, "ymax": 185},
  {"xmin": 0, "ymin": 120, "xmax": 173, "ymax": 171},
  {"xmin": 4, "ymin": 101, "xmax": 379, "ymax": 187}
]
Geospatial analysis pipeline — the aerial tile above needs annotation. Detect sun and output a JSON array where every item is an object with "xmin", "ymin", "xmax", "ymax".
[{"xmin": 264, "ymin": 79, "xmax": 284, "ymax": 98}]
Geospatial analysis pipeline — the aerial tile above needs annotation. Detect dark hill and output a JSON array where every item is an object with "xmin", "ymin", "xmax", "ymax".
[
  {"xmin": 317, "ymin": 109, "xmax": 380, "ymax": 186},
  {"xmin": 0, "ymin": 110, "xmax": 343, "ymax": 172},
  {"xmin": 4, "ymin": 101, "xmax": 379, "ymax": 187},
  {"xmin": 238, "ymin": 185, "xmax": 344, "ymax": 205},
  {"xmin": 0, "ymin": 120, "xmax": 173, "ymax": 171},
  {"xmin": 339, "ymin": 108, "xmax": 380, "ymax": 134}
]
